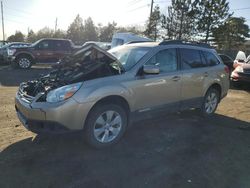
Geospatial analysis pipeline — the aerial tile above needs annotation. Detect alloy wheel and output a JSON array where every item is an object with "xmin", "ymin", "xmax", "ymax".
[
  {"xmin": 204, "ymin": 92, "xmax": 218, "ymax": 114},
  {"xmin": 18, "ymin": 58, "xmax": 31, "ymax": 69},
  {"xmin": 93, "ymin": 110, "xmax": 122, "ymax": 143}
]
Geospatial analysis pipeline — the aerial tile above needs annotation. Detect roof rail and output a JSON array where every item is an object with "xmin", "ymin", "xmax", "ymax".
[
  {"xmin": 159, "ymin": 40, "xmax": 212, "ymax": 49},
  {"xmin": 125, "ymin": 41, "xmax": 151, "ymax": 45}
]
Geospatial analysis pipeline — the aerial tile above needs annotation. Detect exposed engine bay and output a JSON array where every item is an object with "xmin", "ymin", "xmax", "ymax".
[{"xmin": 19, "ymin": 44, "xmax": 123, "ymax": 100}]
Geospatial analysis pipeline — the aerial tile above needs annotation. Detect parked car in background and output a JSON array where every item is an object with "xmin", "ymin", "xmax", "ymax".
[
  {"xmin": 111, "ymin": 32, "xmax": 152, "ymax": 48},
  {"xmin": 84, "ymin": 41, "xmax": 111, "ymax": 50},
  {"xmin": 0, "ymin": 42, "xmax": 30, "ymax": 64},
  {"xmin": 219, "ymin": 54, "xmax": 234, "ymax": 72},
  {"xmin": 0, "ymin": 40, "xmax": 9, "ymax": 48},
  {"xmin": 231, "ymin": 51, "xmax": 250, "ymax": 86},
  {"xmin": 15, "ymin": 41, "xmax": 229, "ymax": 148},
  {"xmin": 10, "ymin": 38, "xmax": 80, "ymax": 69}
]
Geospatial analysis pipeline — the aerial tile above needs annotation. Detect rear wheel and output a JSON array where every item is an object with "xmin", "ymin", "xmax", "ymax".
[
  {"xmin": 16, "ymin": 55, "xmax": 32, "ymax": 69},
  {"xmin": 84, "ymin": 104, "xmax": 128, "ymax": 148},
  {"xmin": 200, "ymin": 88, "xmax": 219, "ymax": 116}
]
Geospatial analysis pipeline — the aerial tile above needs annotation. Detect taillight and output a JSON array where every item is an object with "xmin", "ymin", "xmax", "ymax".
[{"xmin": 224, "ymin": 66, "xmax": 230, "ymax": 73}]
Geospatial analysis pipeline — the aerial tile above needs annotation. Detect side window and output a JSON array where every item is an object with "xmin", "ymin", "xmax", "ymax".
[
  {"xmin": 180, "ymin": 48, "xmax": 206, "ymax": 69},
  {"xmin": 203, "ymin": 51, "xmax": 220, "ymax": 66},
  {"xmin": 37, "ymin": 41, "xmax": 51, "ymax": 50},
  {"xmin": 54, "ymin": 41, "xmax": 63, "ymax": 50},
  {"xmin": 53, "ymin": 41, "xmax": 71, "ymax": 51},
  {"xmin": 62, "ymin": 41, "xmax": 71, "ymax": 51},
  {"xmin": 146, "ymin": 48, "xmax": 177, "ymax": 73}
]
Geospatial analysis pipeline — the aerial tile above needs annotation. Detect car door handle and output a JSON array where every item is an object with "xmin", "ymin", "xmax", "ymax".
[
  {"xmin": 204, "ymin": 72, "xmax": 209, "ymax": 77},
  {"xmin": 171, "ymin": 76, "xmax": 181, "ymax": 81},
  {"xmin": 47, "ymin": 52, "xmax": 53, "ymax": 55}
]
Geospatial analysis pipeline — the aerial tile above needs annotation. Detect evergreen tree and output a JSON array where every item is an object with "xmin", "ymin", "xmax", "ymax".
[
  {"xmin": 212, "ymin": 17, "xmax": 250, "ymax": 49},
  {"xmin": 67, "ymin": 14, "xmax": 85, "ymax": 45},
  {"xmin": 193, "ymin": 0, "xmax": 231, "ymax": 43},
  {"xmin": 162, "ymin": 0, "xmax": 195, "ymax": 40},
  {"xmin": 7, "ymin": 31, "xmax": 25, "ymax": 42},
  {"xmin": 26, "ymin": 29, "xmax": 37, "ymax": 43},
  {"xmin": 82, "ymin": 17, "xmax": 98, "ymax": 42},
  {"xmin": 98, "ymin": 22, "xmax": 117, "ymax": 42},
  {"xmin": 144, "ymin": 5, "xmax": 162, "ymax": 41},
  {"xmin": 36, "ymin": 27, "xmax": 54, "ymax": 39}
]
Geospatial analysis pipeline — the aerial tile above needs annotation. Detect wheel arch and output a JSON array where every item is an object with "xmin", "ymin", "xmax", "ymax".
[
  {"xmin": 15, "ymin": 52, "xmax": 35, "ymax": 62},
  {"xmin": 84, "ymin": 95, "xmax": 131, "ymax": 129},
  {"xmin": 205, "ymin": 83, "xmax": 222, "ymax": 101}
]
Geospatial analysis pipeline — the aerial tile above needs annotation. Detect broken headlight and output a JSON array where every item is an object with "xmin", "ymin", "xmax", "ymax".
[{"xmin": 46, "ymin": 82, "xmax": 82, "ymax": 103}]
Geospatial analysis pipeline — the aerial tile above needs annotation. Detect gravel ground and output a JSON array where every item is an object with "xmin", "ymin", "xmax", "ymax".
[{"xmin": 0, "ymin": 65, "xmax": 250, "ymax": 188}]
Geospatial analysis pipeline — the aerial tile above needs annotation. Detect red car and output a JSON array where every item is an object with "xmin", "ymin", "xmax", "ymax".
[{"xmin": 231, "ymin": 52, "xmax": 250, "ymax": 86}]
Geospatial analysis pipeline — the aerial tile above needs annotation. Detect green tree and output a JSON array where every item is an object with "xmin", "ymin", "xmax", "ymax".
[
  {"xmin": 212, "ymin": 17, "xmax": 250, "ymax": 49},
  {"xmin": 162, "ymin": 0, "xmax": 195, "ymax": 40},
  {"xmin": 36, "ymin": 27, "xmax": 54, "ymax": 40},
  {"xmin": 7, "ymin": 31, "xmax": 25, "ymax": 42},
  {"xmin": 82, "ymin": 17, "xmax": 98, "ymax": 42},
  {"xmin": 67, "ymin": 14, "xmax": 84, "ymax": 45},
  {"xmin": 144, "ymin": 5, "xmax": 162, "ymax": 41},
  {"xmin": 116, "ymin": 26, "xmax": 142, "ymax": 35},
  {"xmin": 54, "ymin": 29, "xmax": 66, "ymax": 38},
  {"xmin": 26, "ymin": 29, "xmax": 37, "ymax": 43},
  {"xmin": 193, "ymin": 0, "xmax": 231, "ymax": 43},
  {"xmin": 98, "ymin": 22, "xmax": 117, "ymax": 42}
]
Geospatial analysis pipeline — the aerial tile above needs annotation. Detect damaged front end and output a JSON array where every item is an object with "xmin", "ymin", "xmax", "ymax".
[{"xmin": 18, "ymin": 44, "xmax": 123, "ymax": 103}]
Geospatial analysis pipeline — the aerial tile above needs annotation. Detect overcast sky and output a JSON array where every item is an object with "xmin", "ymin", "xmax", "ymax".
[{"xmin": 1, "ymin": 0, "xmax": 250, "ymax": 39}]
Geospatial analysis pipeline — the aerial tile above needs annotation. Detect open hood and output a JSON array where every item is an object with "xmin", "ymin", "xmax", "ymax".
[
  {"xmin": 19, "ymin": 43, "xmax": 123, "ymax": 101},
  {"xmin": 57, "ymin": 43, "xmax": 123, "ymax": 70}
]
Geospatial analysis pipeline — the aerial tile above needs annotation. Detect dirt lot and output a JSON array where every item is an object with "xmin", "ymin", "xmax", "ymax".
[{"xmin": 0, "ymin": 65, "xmax": 250, "ymax": 188}]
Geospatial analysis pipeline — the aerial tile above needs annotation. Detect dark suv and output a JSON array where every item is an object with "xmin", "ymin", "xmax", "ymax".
[{"xmin": 10, "ymin": 38, "xmax": 80, "ymax": 69}]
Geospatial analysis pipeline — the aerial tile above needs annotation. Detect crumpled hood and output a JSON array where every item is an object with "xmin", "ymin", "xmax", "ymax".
[
  {"xmin": 61, "ymin": 43, "xmax": 123, "ymax": 70},
  {"xmin": 19, "ymin": 43, "xmax": 123, "ymax": 100}
]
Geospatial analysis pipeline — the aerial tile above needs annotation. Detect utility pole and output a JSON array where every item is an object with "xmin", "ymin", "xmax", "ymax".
[
  {"xmin": 1, "ymin": 1, "xmax": 5, "ymax": 41},
  {"xmin": 150, "ymin": 0, "xmax": 154, "ymax": 18},
  {"xmin": 54, "ymin": 17, "xmax": 57, "ymax": 33}
]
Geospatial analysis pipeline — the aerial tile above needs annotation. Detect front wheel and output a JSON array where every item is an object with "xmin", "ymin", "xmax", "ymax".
[
  {"xmin": 16, "ymin": 56, "xmax": 32, "ymax": 69},
  {"xmin": 84, "ymin": 104, "xmax": 128, "ymax": 148},
  {"xmin": 200, "ymin": 88, "xmax": 220, "ymax": 117}
]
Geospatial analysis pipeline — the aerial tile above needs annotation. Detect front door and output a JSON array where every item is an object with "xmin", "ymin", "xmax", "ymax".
[{"xmin": 131, "ymin": 48, "xmax": 182, "ymax": 113}]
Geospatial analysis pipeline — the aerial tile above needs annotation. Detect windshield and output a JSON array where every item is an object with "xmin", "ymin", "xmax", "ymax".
[
  {"xmin": 109, "ymin": 46, "xmax": 149, "ymax": 71},
  {"xmin": 31, "ymin": 39, "xmax": 43, "ymax": 47}
]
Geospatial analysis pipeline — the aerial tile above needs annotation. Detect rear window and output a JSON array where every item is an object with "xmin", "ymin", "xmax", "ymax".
[
  {"xmin": 203, "ymin": 51, "xmax": 220, "ymax": 66},
  {"xmin": 54, "ymin": 40, "xmax": 71, "ymax": 51},
  {"xmin": 180, "ymin": 48, "xmax": 206, "ymax": 69}
]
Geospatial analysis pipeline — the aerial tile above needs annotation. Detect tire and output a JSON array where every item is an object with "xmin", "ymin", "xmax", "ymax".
[
  {"xmin": 84, "ymin": 104, "xmax": 128, "ymax": 148},
  {"xmin": 200, "ymin": 88, "xmax": 220, "ymax": 117},
  {"xmin": 16, "ymin": 55, "xmax": 32, "ymax": 69}
]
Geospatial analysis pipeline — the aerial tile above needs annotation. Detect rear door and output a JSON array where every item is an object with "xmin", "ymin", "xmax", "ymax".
[
  {"xmin": 132, "ymin": 48, "xmax": 182, "ymax": 113},
  {"xmin": 179, "ymin": 48, "xmax": 208, "ymax": 109},
  {"xmin": 52, "ymin": 40, "xmax": 72, "ymax": 62},
  {"xmin": 35, "ymin": 40, "xmax": 55, "ymax": 63}
]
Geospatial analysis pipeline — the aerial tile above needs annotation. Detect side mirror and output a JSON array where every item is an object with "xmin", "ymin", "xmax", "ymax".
[{"xmin": 143, "ymin": 65, "xmax": 160, "ymax": 74}]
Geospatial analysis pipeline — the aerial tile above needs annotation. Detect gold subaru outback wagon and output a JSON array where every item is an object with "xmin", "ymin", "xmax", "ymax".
[{"xmin": 15, "ymin": 41, "xmax": 230, "ymax": 148}]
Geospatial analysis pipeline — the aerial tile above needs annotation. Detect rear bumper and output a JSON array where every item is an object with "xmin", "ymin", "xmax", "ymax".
[{"xmin": 231, "ymin": 73, "xmax": 250, "ymax": 83}]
